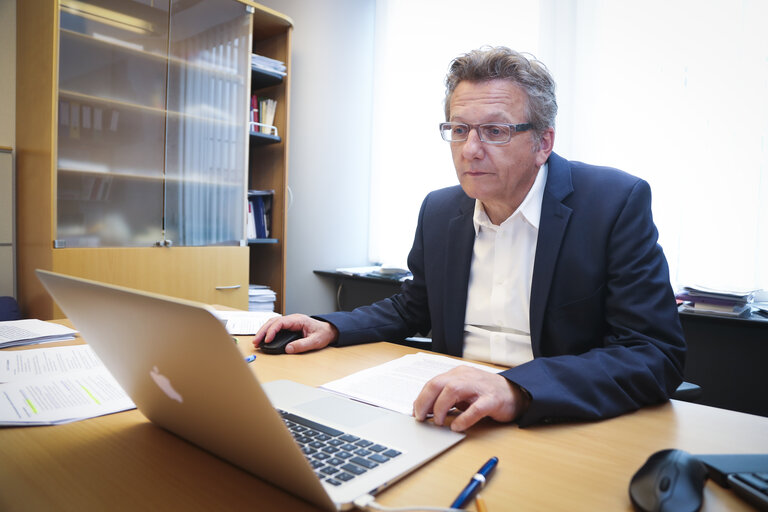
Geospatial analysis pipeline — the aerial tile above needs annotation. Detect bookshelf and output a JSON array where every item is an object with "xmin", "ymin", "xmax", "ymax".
[
  {"xmin": 15, "ymin": 0, "xmax": 293, "ymax": 319},
  {"xmin": 247, "ymin": 9, "xmax": 292, "ymax": 314}
]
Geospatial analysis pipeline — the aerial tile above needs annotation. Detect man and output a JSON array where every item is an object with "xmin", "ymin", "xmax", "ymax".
[{"xmin": 255, "ymin": 46, "xmax": 685, "ymax": 431}]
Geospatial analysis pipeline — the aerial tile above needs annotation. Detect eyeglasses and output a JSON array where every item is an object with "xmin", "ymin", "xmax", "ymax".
[{"xmin": 439, "ymin": 122, "xmax": 533, "ymax": 144}]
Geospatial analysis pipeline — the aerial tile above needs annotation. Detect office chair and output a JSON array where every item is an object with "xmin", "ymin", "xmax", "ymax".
[
  {"xmin": 672, "ymin": 381, "xmax": 703, "ymax": 402},
  {"xmin": 0, "ymin": 296, "xmax": 21, "ymax": 321}
]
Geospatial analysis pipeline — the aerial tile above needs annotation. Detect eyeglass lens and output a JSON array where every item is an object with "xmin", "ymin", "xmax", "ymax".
[{"xmin": 440, "ymin": 123, "xmax": 514, "ymax": 143}]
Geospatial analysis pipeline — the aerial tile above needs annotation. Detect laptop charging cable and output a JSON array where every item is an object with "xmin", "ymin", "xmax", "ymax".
[{"xmin": 353, "ymin": 494, "xmax": 464, "ymax": 512}]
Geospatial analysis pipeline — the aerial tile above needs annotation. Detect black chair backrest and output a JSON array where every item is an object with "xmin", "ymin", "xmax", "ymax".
[{"xmin": 0, "ymin": 296, "xmax": 21, "ymax": 321}]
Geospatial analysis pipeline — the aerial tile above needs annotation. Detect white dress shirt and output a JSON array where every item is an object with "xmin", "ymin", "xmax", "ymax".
[{"xmin": 463, "ymin": 163, "xmax": 548, "ymax": 367}]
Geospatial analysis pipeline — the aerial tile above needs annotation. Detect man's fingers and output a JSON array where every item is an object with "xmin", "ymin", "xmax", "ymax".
[
  {"xmin": 449, "ymin": 397, "xmax": 493, "ymax": 432},
  {"xmin": 285, "ymin": 334, "xmax": 325, "ymax": 354},
  {"xmin": 430, "ymin": 380, "xmax": 469, "ymax": 426},
  {"xmin": 413, "ymin": 367, "xmax": 523, "ymax": 430},
  {"xmin": 253, "ymin": 314, "xmax": 308, "ymax": 347},
  {"xmin": 255, "ymin": 316, "xmax": 338, "ymax": 354},
  {"xmin": 413, "ymin": 376, "xmax": 444, "ymax": 421},
  {"xmin": 253, "ymin": 318, "xmax": 284, "ymax": 346},
  {"xmin": 415, "ymin": 366, "xmax": 478, "ymax": 421}
]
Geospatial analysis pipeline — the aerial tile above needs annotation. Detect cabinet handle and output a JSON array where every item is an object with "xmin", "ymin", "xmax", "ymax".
[{"xmin": 215, "ymin": 285, "xmax": 242, "ymax": 290}]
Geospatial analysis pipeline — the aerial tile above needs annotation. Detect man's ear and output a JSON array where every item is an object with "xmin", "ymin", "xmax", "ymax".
[{"xmin": 535, "ymin": 127, "xmax": 555, "ymax": 166}]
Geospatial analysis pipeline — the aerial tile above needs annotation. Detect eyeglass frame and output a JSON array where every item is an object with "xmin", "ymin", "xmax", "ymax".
[{"xmin": 439, "ymin": 121, "xmax": 533, "ymax": 144}]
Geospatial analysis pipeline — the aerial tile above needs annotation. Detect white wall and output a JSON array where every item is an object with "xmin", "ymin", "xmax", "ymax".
[
  {"xmin": 256, "ymin": 0, "xmax": 376, "ymax": 314},
  {"xmin": 368, "ymin": 0, "xmax": 543, "ymax": 269}
]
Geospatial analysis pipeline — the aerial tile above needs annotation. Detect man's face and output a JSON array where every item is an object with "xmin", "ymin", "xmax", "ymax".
[{"xmin": 449, "ymin": 79, "xmax": 554, "ymax": 223}]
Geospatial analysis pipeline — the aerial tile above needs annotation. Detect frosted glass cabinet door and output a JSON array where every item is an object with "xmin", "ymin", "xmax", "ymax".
[
  {"xmin": 55, "ymin": 0, "xmax": 250, "ymax": 248},
  {"xmin": 164, "ymin": 0, "xmax": 251, "ymax": 247},
  {"xmin": 0, "ymin": 151, "xmax": 12, "ymax": 297},
  {"xmin": 57, "ymin": 0, "xmax": 171, "ymax": 247}
]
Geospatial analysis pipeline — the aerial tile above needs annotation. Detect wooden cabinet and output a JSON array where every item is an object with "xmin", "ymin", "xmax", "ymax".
[
  {"xmin": 16, "ymin": 0, "xmax": 290, "ymax": 319},
  {"xmin": 248, "ymin": 8, "xmax": 292, "ymax": 313}
]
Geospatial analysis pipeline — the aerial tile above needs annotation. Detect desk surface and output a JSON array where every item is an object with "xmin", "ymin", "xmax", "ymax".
[{"xmin": 2, "ymin": 334, "xmax": 768, "ymax": 511}]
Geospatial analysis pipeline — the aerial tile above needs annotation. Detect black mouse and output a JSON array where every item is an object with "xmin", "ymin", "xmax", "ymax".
[
  {"xmin": 629, "ymin": 449, "xmax": 708, "ymax": 512},
  {"xmin": 260, "ymin": 329, "xmax": 302, "ymax": 354}
]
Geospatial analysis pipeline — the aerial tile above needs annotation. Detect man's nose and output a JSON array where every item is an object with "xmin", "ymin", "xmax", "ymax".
[{"xmin": 462, "ymin": 127, "xmax": 485, "ymax": 158}]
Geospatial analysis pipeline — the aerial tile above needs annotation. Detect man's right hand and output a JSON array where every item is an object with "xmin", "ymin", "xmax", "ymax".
[{"xmin": 253, "ymin": 314, "xmax": 338, "ymax": 354}]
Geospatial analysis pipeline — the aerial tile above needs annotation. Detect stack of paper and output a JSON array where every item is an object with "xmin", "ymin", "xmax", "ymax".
[
  {"xmin": 0, "ymin": 345, "xmax": 135, "ymax": 425},
  {"xmin": 213, "ymin": 310, "xmax": 280, "ymax": 335},
  {"xmin": 0, "ymin": 319, "xmax": 78, "ymax": 348},
  {"xmin": 676, "ymin": 285, "xmax": 755, "ymax": 318},
  {"xmin": 335, "ymin": 265, "xmax": 412, "ymax": 282},
  {"xmin": 251, "ymin": 53, "xmax": 286, "ymax": 76},
  {"xmin": 249, "ymin": 284, "xmax": 277, "ymax": 312},
  {"xmin": 335, "ymin": 266, "xmax": 382, "ymax": 275}
]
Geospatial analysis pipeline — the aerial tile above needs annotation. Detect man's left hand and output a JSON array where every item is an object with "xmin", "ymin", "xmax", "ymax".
[{"xmin": 412, "ymin": 366, "xmax": 529, "ymax": 432}]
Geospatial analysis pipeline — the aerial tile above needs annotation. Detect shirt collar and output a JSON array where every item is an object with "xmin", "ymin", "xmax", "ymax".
[{"xmin": 473, "ymin": 162, "xmax": 548, "ymax": 232}]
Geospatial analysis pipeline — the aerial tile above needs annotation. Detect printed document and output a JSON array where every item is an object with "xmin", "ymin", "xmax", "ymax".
[
  {"xmin": 0, "ymin": 345, "xmax": 135, "ymax": 425},
  {"xmin": 320, "ymin": 352, "xmax": 502, "ymax": 415},
  {"xmin": 0, "ymin": 319, "xmax": 78, "ymax": 348}
]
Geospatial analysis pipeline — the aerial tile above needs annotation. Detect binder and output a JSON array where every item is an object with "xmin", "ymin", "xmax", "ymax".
[
  {"xmin": 253, "ymin": 195, "xmax": 267, "ymax": 238},
  {"xmin": 248, "ymin": 190, "xmax": 273, "ymax": 239},
  {"xmin": 246, "ymin": 200, "xmax": 257, "ymax": 240}
]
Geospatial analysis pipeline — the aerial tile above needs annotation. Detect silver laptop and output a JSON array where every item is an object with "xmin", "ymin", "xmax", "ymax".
[{"xmin": 36, "ymin": 270, "xmax": 463, "ymax": 511}]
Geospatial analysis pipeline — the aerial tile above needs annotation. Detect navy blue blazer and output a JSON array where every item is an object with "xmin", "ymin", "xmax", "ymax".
[{"xmin": 319, "ymin": 152, "xmax": 685, "ymax": 426}]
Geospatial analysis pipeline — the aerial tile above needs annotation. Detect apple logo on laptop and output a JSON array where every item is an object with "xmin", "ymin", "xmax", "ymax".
[{"xmin": 150, "ymin": 366, "xmax": 183, "ymax": 403}]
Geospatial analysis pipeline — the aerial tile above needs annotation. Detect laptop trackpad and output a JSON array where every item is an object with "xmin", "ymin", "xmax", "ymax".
[{"xmin": 295, "ymin": 396, "xmax": 390, "ymax": 429}]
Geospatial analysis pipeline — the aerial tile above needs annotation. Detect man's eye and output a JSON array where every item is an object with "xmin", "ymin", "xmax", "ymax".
[{"xmin": 452, "ymin": 125, "xmax": 467, "ymax": 135}]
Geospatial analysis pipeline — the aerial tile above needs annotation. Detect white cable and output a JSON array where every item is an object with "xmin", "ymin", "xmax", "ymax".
[
  {"xmin": 353, "ymin": 493, "xmax": 463, "ymax": 512},
  {"xmin": 286, "ymin": 185, "xmax": 294, "ymax": 211}
]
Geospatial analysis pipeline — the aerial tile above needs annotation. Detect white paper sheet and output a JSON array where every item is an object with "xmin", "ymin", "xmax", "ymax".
[
  {"xmin": 0, "ymin": 345, "xmax": 135, "ymax": 425},
  {"xmin": 212, "ymin": 310, "xmax": 281, "ymax": 335},
  {"xmin": 320, "ymin": 352, "xmax": 502, "ymax": 415},
  {"xmin": 0, "ymin": 319, "xmax": 78, "ymax": 348},
  {"xmin": 0, "ymin": 344, "xmax": 103, "ymax": 382}
]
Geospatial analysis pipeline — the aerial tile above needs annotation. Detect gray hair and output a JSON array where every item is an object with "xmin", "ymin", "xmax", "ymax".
[{"xmin": 444, "ymin": 46, "xmax": 557, "ymax": 136}]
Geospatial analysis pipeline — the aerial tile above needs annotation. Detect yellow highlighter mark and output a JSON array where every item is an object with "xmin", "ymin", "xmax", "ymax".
[
  {"xmin": 81, "ymin": 385, "xmax": 101, "ymax": 405},
  {"xmin": 25, "ymin": 399, "xmax": 38, "ymax": 414}
]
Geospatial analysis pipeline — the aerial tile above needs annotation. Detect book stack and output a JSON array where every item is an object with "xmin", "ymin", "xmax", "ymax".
[
  {"xmin": 676, "ymin": 285, "xmax": 755, "ymax": 318},
  {"xmin": 250, "ymin": 95, "xmax": 278, "ymax": 135},
  {"xmin": 249, "ymin": 285, "xmax": 277, "ymax": 312}
]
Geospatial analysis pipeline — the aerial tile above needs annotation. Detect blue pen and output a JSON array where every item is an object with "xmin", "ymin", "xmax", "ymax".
[
  {"xmin": 244, "ymin": 354, "xmax": 257, "ymax": 363},
  {"xmin": 450, "ymin": 456, "xmax": 498, "ymax": 509}
]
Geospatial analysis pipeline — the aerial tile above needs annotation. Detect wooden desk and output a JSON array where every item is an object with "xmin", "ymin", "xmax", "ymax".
[{"xmin": 2, "ymin": 337, "xmax": 767, "ymax": 511}]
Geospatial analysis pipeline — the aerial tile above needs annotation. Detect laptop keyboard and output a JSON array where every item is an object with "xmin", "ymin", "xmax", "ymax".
[
  {"xmin": 727, "ymin": 473, "xmax": 768, "ymax": 511},
  {"xmin": 277, "ymin": 409, "xmax": 402, "ymax": 487}
]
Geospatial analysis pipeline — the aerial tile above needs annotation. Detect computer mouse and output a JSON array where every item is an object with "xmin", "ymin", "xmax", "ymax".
[
  {"xmin": 260, "ymin": 329, "xmax": 302, "ymax": 354},
  {"xmin": 629, "ymin": 449, "xmax": 708, "ymax": 512}
]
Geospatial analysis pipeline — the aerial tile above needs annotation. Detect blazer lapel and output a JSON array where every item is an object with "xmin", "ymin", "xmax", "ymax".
[
  {"xmin": 529, "ymin": 153, "xmax": 573, "ymax": 355},
  {"xmin": 442, "ymin": 195, "xmax": 475, "ymax": 357}
]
